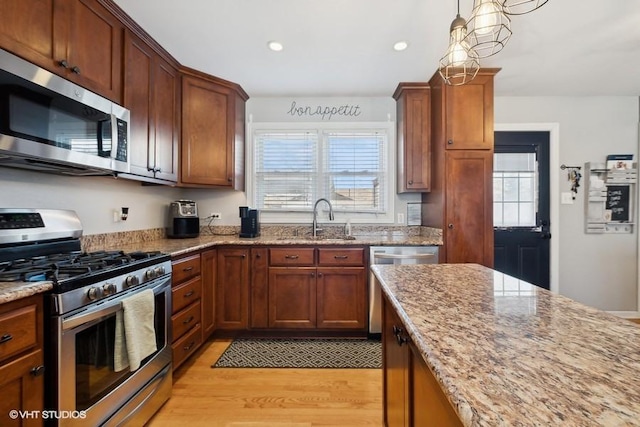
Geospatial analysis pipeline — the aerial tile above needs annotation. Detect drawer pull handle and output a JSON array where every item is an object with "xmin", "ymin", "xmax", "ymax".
[
  {"xmin": 0, "ymin": 333, "xmax": 13, "ymax": 344},
  {"xmin": 71, "ymin": 65, "xmax": 81, "ymax": 74},
  {"xmin": 284, "ymin": 255, "xmax": 299, "ymax": 260},
  {"xmin": 334, "ymin": 255, "xmax": 348, "ymax": 259},
  {"xmin": 184, "ymin": 341, "xmax": 196, "ymax": 351},
  {"xmin": 31, "ymin": 365, "xmax": 45, "ymax": 377},
  {"xmin": 182, "ymin": 266, "xmax": 194, "ymax": 272},
  {"xmin": 183, "ymin": 316, "xmax": 194, "ymax": 324},
  {"xmin": 184, "ymin": 291, "xmax": 195, "ymax": 298}
]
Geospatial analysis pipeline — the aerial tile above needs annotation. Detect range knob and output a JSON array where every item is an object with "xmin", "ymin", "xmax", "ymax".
[
  {"xmin": 154, "ymin": 266, "xmax": 166, "ymax": 276},
  {"xmin": 102, "ymin": 283, "xmax": 116, "ymax": 296},
  {"xmin": 144, "ymin": 269, "xmax": 156, "ymax": 281},
  {"xmin": 124, "ymin": 275, "xmax": 139, "ymax": 288},
  {"xmin": 87, "ymin": 287, "xmax": 102, "ymax": 301}
]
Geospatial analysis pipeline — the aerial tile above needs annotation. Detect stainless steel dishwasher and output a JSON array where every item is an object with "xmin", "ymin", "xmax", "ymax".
[{"xmin": 368, "ymin": 246, "xmax": 439, "ymax": 335}]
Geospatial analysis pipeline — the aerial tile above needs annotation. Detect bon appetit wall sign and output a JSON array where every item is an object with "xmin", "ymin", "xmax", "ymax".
[{"xmin": 286, "ymin": 101, "xmax": 362, "ymax": 121}]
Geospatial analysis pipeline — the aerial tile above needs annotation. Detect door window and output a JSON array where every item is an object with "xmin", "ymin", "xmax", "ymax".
[{"xmin": 493, "ymin": 152, "xmax": 537, "ymax": 227}]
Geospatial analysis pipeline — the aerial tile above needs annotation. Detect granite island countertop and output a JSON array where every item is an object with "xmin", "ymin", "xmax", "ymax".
[{"xmin": 371, "ymin": 263, "xmax": 640, "ymax": 427}]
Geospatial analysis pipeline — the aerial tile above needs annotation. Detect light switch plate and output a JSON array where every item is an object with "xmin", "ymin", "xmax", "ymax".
[{"xmin": 561, "ymin": 192, "xmax": 574, "ymax": 204}]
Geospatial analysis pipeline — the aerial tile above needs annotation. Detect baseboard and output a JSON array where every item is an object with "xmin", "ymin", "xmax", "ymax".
[{"xmin": 607, "ymin": 311, "xmax": 640, "ymax": 323}]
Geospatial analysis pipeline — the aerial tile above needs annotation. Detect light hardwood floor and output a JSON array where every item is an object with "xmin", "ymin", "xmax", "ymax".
[{"xmin": 147, "ymin": 339, "xmax": 383, "ymax": 427}]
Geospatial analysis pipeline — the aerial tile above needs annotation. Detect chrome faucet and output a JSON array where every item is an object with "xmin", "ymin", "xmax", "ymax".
[{"xmin": 312, "ymin": 198, "xmax": 334, "ymax": 237}]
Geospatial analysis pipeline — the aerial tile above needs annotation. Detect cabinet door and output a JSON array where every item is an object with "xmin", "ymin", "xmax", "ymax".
[
  {"xmin": 316, "ymin": 267, "xmax": 366, "ymax": 330},
  {"xmin": 0, "ymin": 350, "xmax": 44, "ymax": 427},
  {"xmin": 383, "ymin": 296, "xmax": 409, "ymax": 427},
  {"xmin": 444, "ymin": 73, "xmax": 494, "ymax": 150},
  {"xmin": 201, "ymin": 249, "xmax": 217, "ymax": 339},
  {"xmin": 250, "ymin": 248, "xmax": 269, "ymax": 328},
  {"xmin": 181, "ymin": 75, "xmax": 234, "ymax": 187},
  {"xmin": 445, "ymin": 150, "xmax": 494, "ymax": 266},
  {"xmin": 268, "ymin": 268, "xmax": 316, "ymax": 329},
  {"xmin": 410, "ymin": 344, "xmax": 463, "ymax": 427},
  {"xmin": 216, "ymin": 248, "xmax": 249, "ymax": 329},
  {"xmin": 0, "ymin": 0, "xmax": 56, "ymax": 70},
  {"xmin": 59, "ymin": 0, "xmax": 123, "ymax": 102},
  {"xmin": 152, "ymin": 56, "xmax": 179, "ymax": 182},
  {"xmin": 395, "ymin": 84, "xmax": 431, "ymax": 192}
]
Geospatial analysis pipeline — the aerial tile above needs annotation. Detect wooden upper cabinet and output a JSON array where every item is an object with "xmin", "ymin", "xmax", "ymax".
[
  {"xmin": 394, "ymin": 83, "xmax": 431, "ymax": 192},
  {"xmin": 434, "ymin": 71, "xmax": 497, "ymax": 150},
  {"xmin": 180, "ymin": 69, "xmax": 248, "ymax": 189},
  {"xmin": 123, "ymin": 30, "xmax": 179, "ymax": 184},
  {"xmin": 0, "ymin": 0, "xmax": 123, "ymax": 103}
]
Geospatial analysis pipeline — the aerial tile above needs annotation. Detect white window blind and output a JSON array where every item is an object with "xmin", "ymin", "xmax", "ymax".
[{"xmin": 253, "ymin": 128, "xmax": 388, "ymax": 214}]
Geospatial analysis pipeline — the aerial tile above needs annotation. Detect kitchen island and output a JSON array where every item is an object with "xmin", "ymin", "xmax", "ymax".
[{"xmin": 372, "ymin": 263, "xmax": 640, "ymax": 426}]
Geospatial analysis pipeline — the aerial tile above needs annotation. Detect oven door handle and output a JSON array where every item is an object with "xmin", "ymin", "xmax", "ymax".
[{"xmin": 61, "ymin": 279, "xmax": 169, "ymax": 331}]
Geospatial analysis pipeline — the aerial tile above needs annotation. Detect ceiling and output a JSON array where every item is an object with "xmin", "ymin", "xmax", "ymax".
[{"xmin": 113, "ymin": 0, "xmax": 640, "ymax": 98}]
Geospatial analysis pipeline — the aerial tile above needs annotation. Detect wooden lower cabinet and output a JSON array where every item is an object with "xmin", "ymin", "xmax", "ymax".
[
  {"xmin": 171, "ymin": 253, "xmax": 202, "ymax": 370},
  {"xmin": 266, "ymin": 247, "xmax": 367, "ymax": 332},
  {"xmin": 0, "ymin": 295, "xmax": 44, "ymax": 427},
  {"xmin": 268, "ymin": 267, "xmax": 317, "ymax": 329},
  {"xmin": 216, "ymin": 247, "xmax": 250, "ymax": 329},
  {"xmin": 383, "ymin": 294, "xmax": 462, "ymax": 427},
  {"xmin": 201, "ymin": 249, "xmax": 217, "ymax": 339}
]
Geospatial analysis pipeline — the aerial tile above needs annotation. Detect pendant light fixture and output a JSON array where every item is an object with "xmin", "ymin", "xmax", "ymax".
[
  {"xmin": 465, "ymin": 0, "xmax": 512, "ymax": 59},
  {"xmin": 438, "ymin": 0, "xmax": 480, "ymax": 86},
  {"xmin": 502, "ymin": 0, "xmax": 549, "ymax": 16}
]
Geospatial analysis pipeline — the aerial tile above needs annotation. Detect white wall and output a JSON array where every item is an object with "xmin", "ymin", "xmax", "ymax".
[
  {"xmin": 495, "ymin": 96, "xmax": 639, "ymax": 312},
  {"xmin": 1, "ymin": 168, "xmax": 182, "ymax": 234}
]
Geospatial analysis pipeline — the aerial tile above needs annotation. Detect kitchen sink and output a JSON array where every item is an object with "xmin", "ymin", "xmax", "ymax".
[{"xmin": 274, "ymin": 235, "xmax": 357, "ymax": 241}]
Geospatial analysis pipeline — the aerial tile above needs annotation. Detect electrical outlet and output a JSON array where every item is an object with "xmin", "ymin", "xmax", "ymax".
[{"xmin": 210, "ymin": 212, "xmax": 222, "ymax": 220}]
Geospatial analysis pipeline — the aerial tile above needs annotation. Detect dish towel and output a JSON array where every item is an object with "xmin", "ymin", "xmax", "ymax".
[{"xmin": 113, "ymin": 289, "xmax": 157, "ymax": 372}]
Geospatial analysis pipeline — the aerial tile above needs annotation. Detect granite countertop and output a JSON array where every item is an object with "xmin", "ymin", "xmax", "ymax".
[
  {"xmin": 371, "ymin": 263, "xmax": 640, "ymax": 427},
  {"xmin": 0, "ymin": 227, "xmax": 442, "ymax": 304}
]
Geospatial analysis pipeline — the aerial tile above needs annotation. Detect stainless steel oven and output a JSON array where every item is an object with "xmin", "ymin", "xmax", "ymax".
[
  {"xmin": 0, "ymin": 209, "xmax": 172, "ymax": 426},
  {"xmin": 51, "ymin": 272, "xmax": 172, "ymax": 427}
]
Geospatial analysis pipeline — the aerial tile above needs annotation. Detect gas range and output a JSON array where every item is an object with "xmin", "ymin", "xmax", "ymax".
[{"xmin": 0, "ymin": 208, "xmax": 171, "ymax": 314}]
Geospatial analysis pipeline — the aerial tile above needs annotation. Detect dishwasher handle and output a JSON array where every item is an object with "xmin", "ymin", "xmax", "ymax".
[{"xmin": 373, "ymin": 252, "xmax": 436, "ymax": 261}]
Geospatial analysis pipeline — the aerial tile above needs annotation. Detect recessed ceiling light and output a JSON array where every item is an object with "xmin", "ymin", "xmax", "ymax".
[
  {"xmin": 393, "ymin": 41, "xmax": 409, "ymax": 51},
  {"xmin": 267, "ymin": 41, "xmax": 284, "ymax": 52}
]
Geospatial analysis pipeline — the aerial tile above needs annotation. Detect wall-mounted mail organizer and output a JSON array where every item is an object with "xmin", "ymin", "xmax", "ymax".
[{"xmin": 584, "ymin": 162, "xmax": 637, "ymax": 233}]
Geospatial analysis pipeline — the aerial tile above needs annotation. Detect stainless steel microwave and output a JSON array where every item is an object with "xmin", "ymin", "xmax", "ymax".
[{"xmin": 0, "ymin": 48, "xmax": 130, "ymax": 176}]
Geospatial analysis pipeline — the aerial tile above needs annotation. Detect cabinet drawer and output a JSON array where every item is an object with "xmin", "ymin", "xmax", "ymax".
[
  {"xmin": 0, "ymin": 304, "xmax": 38, "ymax": 363},
  {"xmin": 172, "ymin": 323, "xmax": 202, "ymax": 370},
  {"xmin": 270, "ymin": 248, "xmax": 315, "ymax": 266},
  {"xmin": 172, "ymin": 254, "xmax": 201, "ymax": 284},
  {"xmin": 172, "ymin": 277, "xmax": 202, "ymax": 313},
  {"xmin": 318, "ymin": 248, "xmax": 365, "ymax": 266},
  {"xmin": 172, "ymin": 301, "xmax": 201, "ymax": 342}
]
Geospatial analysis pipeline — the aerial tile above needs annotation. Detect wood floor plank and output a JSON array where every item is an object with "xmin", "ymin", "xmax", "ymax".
[{"xmin": 147, "ymin": 339, "xmax": 383, "ymax": 426}]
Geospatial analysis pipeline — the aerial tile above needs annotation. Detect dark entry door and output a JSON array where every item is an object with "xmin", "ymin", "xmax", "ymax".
[{"xmin": 494, "ymin": 131, "xmax": 550, "ymax": 289}]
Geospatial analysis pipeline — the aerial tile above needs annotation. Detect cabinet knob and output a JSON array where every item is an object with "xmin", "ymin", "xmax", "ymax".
[
  {"xmin": 447, "ymin": 140, "xmax": 453, "ymax": 145},
  {"xmin": 227, "ymin": 177, "xmax": 232, "ymax": 182},
  {"xmin": 311, "ymin": 272, "xmax": 315, "ymax": 278},
  {"xmin": 71, "ymin": 66, "xmax": 81, "ymax": 74},
  {"xmin": 317, "ymin": 272, "xmax": 323, "ymax": 278},
  {"xmin": 31, "ymin": 365, "xmax": 45, "ymax": 377},
  {"xmin": 448, "ymin": 223, "xmax": 454, "ymax": 229},
  {"xmin": 256, "ymin": 253, "xmax": 261, "ymax": 259},
  {"xmin": 59, "ymin": 59, "xmax": 69, "ymax": 69},
  {"xmin": 408, "ymin": 180, "xmax": 413, "ymax": 185}
]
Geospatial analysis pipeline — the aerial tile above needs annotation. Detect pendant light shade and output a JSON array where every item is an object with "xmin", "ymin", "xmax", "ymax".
[
  {"xmin": 465, "ymin": 0, "xmax": 512, "ymax": 59},
  {"xmin": 502, "ymin": 0, "xmax": 549, "ymax": 16},
  {"xmin": 438, "ymin": 13, "xmax": 480, "ymax": 86}
]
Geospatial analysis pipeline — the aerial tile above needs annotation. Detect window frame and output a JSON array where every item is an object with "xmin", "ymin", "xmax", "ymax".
[{"xmin": 247, "ymin": 121, "xmax": 395, "ymax": 224}]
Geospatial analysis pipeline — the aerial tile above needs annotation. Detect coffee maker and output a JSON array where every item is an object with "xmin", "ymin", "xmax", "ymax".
[
  {"xmin": 167, "ymin": 200, "xmax": 199, "ymax": 238},
  {"xmin": 239, "ymin": 206, "xmax": 260, "ymax": 238}
]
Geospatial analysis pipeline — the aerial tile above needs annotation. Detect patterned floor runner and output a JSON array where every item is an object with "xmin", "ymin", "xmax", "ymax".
[{"xmin": 212, "ymin": 338, "xmax": 382, "ymax": 368}]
